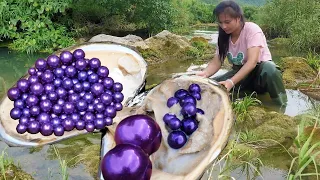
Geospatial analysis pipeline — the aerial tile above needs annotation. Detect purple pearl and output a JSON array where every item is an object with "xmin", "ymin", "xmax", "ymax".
[
  {"xmin": 100, "ymin": 93, "xmax": 113, "ymax": 105},
  {"xmin": 60, "ymin": 51, "xmax": 73, "ymax": 64},
  {"xmin": 83, "ymin": 112, "xmax": 94, "ymax": 122},
  {"xmin": 14, "ymin": 99, "xmax": 25, "ymax": 109},
  {"xmin": 163, "ymin": 113, "xmax": 176, "ymax": 124},
  {"xmin": 21, "ymin": 93, "xmax": 29, "ymax": 100},
  {"xmin": 68, "ymin": 94, "xmax": 80, "ymax": 103},
  {"xmin": 87, "ymin": 70, "xmax": 94, "ymax": 75},
  {"xmin": 40, "ymin": 95, "xmax": 48, "ymax": 101},
  {"xmin": 37, "ymin": 112, "xmax": 51, "ymax": 124},
  {"xmin": 97, "ymin": 66, "xmax": 109, "ymax": 78},
  {"xmin": 65, "ymin": 66, "xmax": 77, "ymax": 78},
  {"xmin": 167, "ymin": 131, "xmax": 187, "ymax": 149},
  {"xmin": 63, "ymin": 102, "xmax": 75, "ymax": 114},
  {"xmin": 68, "ymin": 89, "xmax": 74, "ymax": 94},
  {"xmin": 26, "ymin": 95, "xmax": 39, "ymax": 107},
  {"xmin": 40, "ymin": 100, "xmax": 52, "ymax": 112},
  {"xmin": 82, "ymin": 81, "xmax": 91, "ymax": 91},
  {"xmin": 73, "ymin": 83, "xmax": 83, "ymax": 92},
  {"xmin": 76, "ymin": 121, "xmax": 86, "ymax": 130},
  {"xmin": 60, "ymin": 114, "xmax": 68, "ymax": 120},
  {"xmin": 96, "ymin": 113, "xmax": 104, "ymax": 119},
  {"xmin": 189, "ymin": 84, "xmax": 201, "ymax": 93},
  {"xmin": 53, "ymin": 78, "xmax": 62, "ymax": 87},
  {"xmin": 10, "ymin": 108, "xmax": 22, "ymax": 119},
  {"xmin": 85, "ymin": 123, "xmax": 95, "ymax": 132},
  {"xmin": 52, "ymin": 104, "xmax": 62, "ymax": 114},
  {"xmin": 104, "ymin": 106, "xmax": 116, "ymax": 118},
  {"xmin": 87, "ymin": 104, "xmax": 94, "ymax": 112},
  {"xmin": 35, "ymin": 58, "xmax": 47, "ymax": 71},
  {"xmin": 88, "ymin": 73, "xmax": 99, "ymax": 83},
  {"xmin": 27, "ymin": 121, "xmax": 40, "ymax": 134},
  {"xmin": 94, "ymin": 103, "xmax": 105, "ymax": 113},
  {"xmin": 191, "ymin": 92, "xmax": 201, "ymax": 100},
  {"xmin": 181, "ymin": 103, "xmax": 197, "ymax": 117},
  {"xmin": 7, "ymin": 87, "xmax": 21, "ymax": 101},
  {"xmin": 75, "ymin": 59, "xmax": 87, "ymax": 70},
  {"xmin": 54, "ymin": 68, "xmax": 64, "ymax": 78},
  {"xmin": 28, "ymin": 68, "xmax": 37, "ymax": 75},
  {"xmin": 61, "ymin": 65, "xmax": 67, "ymax": 69},
  {"xmin": 62, "ymin": 118, "xmax": 75, "ymax": 131},
  {"xmin": 78, "ymin": 71, "xmax": 88, "ymax": 81},
  {"xmin": 57, "ymin": 99, "xmax": 65, "ymax": 106},
  {"xmin": 105, "ymin": 90, "xmax": 113, "ymax": 95},
  {"xmin": 40, "ymin": 123, "xmax": 54, "ymax": 136},
  {"xmin": 48, "ymin": 92, "xmax": 58, "ymax": 101},
  {"xmin": 113, "ymin": 92, "xmax": 124, "ymax": 103},
  {"xmin": 179, "ymin": 95, "xmax": 197, "ymax": 107},
  {"xmin": 51, "ymin": 114, "xmax": 58, "ymax": 118},
  {"xmin": 56, "ymin": 87, "xmax": 67, "ymax": 99},
  {"xmin": 71, "ymin": 113, "xmax": 81, "ymax": 122},
  {"xmin": 114, "ymin": 102, "xmax": 123, "ymax": 111},
  {"xmin": 54, "ymin": 125, "xmax": 65, "ymax": 136},
  {"xmin": 174, "ymin": 89, "xmax": 189, "ymax": 99},
  {"xmin": 167, "ymin": 97, "xmax": 179, "ymax": 108},
  {"xmin": 41, "ymin": 71, "xmax": 54, "ymax": 83},
  {"xmin": 79, "ymin": 111, "xmax": 86, "ymax": 116},
  {"xmin": 76, "ymin": 100, "xmax": 88, "ymax": 111},
  {"xmin": 19, "ymin": 116, "xmax": 29, "ymax": 125},
  {"xmin": 62, "ymin": 78, "xmax": 73, "ymax": 90},
  {"xmin": 104, "ymin": 117, "xmax": 113, "ymax": 126},
  {"xmin": 51, "ymin": 117, "xmax": 61, "ymax": 127},
  {"xmin": 72, "ymin": 78, "xmax": 79, "ymax": 85},
  {"xmin": 28, "ymin": 76, "xmax": 39, "ymax": 85},
  {"xmin": 167, "ymin": 117, "xmax": 181, "ymax": 130},
  {"xmin": 17, "ymin": 79, "xmax": 30, "ymax": 92},
  {"xmin": 47, "ymin": 55, "xmax": 61, "ymax": 68},
  {"xmin": 93, "ymin": 99, "xmax": 101, "ymax": 104},
  {"xmin": 22, "ymin": 108, "xmax": 30, "ymax": 117},
  {"xmin": 94, "ymin": 118, "xmax": 105, "ymax": 129},
  {"xmin": 30, "ymin": 106, "xmax": 40, "ymax": 116},
  {"xmin": 30, "ymin": 83, "xmax": 44, "ymax": 96},
  {"xmin": 91, "ymin": 83, "xmax": 104, "ymax": 96},
  {"xmin": 113, "ymin": 82, "xmax": 123, "ymax": 92},
  {"xmin": 44, "ymin": 84, "xmax": 55, "ymax": 93},
  {"xmin": 73, "ymin": 49, "xmax": 85, "ymax": 60},
  {"xmin": 197, "ymin": 108, "xmax": 205, "ymax": 115},
  {"xmin": 16, "ymin": 124, "xmax": 27, "ymax": 134},
  {"xmin": 80, "ymin": 91, "xmax": 85, "ymax": 97},
  {"xmin": 89, "ymin": 58, "xmax": 101, "ymax": 69},
  {"xmin": 181, "ymin": 118, "xmax": 198, "ymax": 135},
  {"xmin": 37, "ymin": 71, "xmax": 43, "ymax": 76},
  {"xmin": 83, "ymin": 93, "xmax": 93, "ymax": 103}
]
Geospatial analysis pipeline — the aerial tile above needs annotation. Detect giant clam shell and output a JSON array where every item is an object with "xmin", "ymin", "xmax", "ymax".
[
  {"xmin": 99, "ymin": 75, "xmax": 234, "ymax": 180},
  {"xmin": 0, "ymin": 43, "xmax": 147, "ymax": 146}
]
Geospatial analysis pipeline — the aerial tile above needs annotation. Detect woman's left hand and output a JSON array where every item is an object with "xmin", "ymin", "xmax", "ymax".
[{"xmin": 219, "ymin": 80, "xmax": 233, "ymax": 92}]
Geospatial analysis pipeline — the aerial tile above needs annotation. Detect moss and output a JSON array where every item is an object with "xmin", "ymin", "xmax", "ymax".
[{"xmin": 0, "ymin": 164, "xmax": 34, "ymax": 180}]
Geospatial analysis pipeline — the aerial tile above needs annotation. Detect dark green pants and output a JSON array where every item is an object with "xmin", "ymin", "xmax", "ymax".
[{"xmin": 213, "ymin": 61, "xmax": 287, "ymax": 105}]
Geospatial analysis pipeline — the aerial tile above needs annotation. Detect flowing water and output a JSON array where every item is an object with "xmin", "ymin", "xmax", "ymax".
[{"xmin": 0, "ymin": 28, "xmax": 319, "ymax": 179}]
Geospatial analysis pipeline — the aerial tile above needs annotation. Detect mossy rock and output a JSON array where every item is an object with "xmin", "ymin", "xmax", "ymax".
[
  {"xmin": 221, "ymin": 141, "xmax": 260, "ymax": 162},
  {"xmin": 235, "ymin": 106, "xmax": 268, "ymax": 130},
  {"xmin": 280, "ymin": 57, "xmax": 317, "ymax": 88},
  {"xmin": 0, "ymin": 164, "xmax": 34, "ymax": 180}
]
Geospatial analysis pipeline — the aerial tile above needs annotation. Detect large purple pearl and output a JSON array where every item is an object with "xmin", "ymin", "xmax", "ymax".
[
  {"xmin": 14, "ymin": 99, "xmax": 24, "ymax": 109},
  {"xmin": 30, "ymin": 106, "xmax": 40, "ymax": 116},
  {"xmin": 114, "ymin": 103, "xmax": 123, "ymax": 111},
  {"xmin": 52, "ymin": 104, "xmax": 62, "ymax": 114},
  {"xmin": 65, "ymin": 66, "xmax": 77, "ymax": 78},
  {"xmin": 26, "ymin": 95, "xmax": 39, "ymax": 107},
  {"xmin": 37, "ymin": 112, "xmax": 51, "ymax": 124},
  {"xmin": 167, "ymin": 130, "xmax": 187, "ymax": 149},
  {"xmin": 62, "ymin": 78, "xmax": 73, "ymax": 90},
  {"xmin": 60, "ymin": 51, "xmax": 73, "ymax": 64},
  {"xmin": 10, "ymin": 108, "xmax": 22, "ymax": 119},
  {"xmin": 35, "ymin": 58, "xmax": 47, "ymax": 71},
  {"xmin": 71, "ymin": 113, "xmax": 81, "ymax": 122},
  {"xmin": 82, "ymin": 81, "xmax": 91, "ymax": 91},
  {"xmin": 17, "ymin": 79, "xmax": 30, "ymax": 92},
  {"xmin": 7, "ymin": 87, "xmax": 21, "ymax": 101},
  {"xmin": 188, "ymin": 83, "xmax": 201, "ymax": 93},
  {"xmin": 21, "ymin": 93, "xmax": 29, "ymax": 100},
  {"xmin": 40, "ymin": 95, "xmax": 48, "ymax": 101},
  {"xmin": 57, "ymin": 99, "xmax": 65, "ymax": 106},
  {"xmin": 181, "ymin": 118, "xmax": 198, "ymax": 135},
  {"xmin": 48, "ymin": 92, "xmax": 58, "ymax": 102},
  {"xmin": 83, "ymin": 112, "xmax": 94, "ymax": 122},
  {"xmin": 30, "ymin": 83, "xmax": 44, "ymax": 96},
  {"xmin": 28, "ymin": 75, "xmax": 39, "ymax": 84},
  {"xmin": 104, "ymin": 106, "xmax": 116, "ymax": 118},
  {"xmin": 16, "ymin": 124, "xmax": 27, "ymax": 134},
  {"xmin": 91, "ymin": 83, "xmax": 104, "ymax": 96},
  {"xmin": 28, "ymin": 68, "xmax": 37, "ymax": 75},
  {"xmin": 179, "ymin": 95, "xmax": 197, "ymax": 106},
  {"xmin": 101, "ymin": 144, "xmax": 151, "ymax": 180},
  {"xmin": 191, "ymin": 92, "xmax": 201, "ymax": 100},
  {"xmin": 85, "ymin": 123, "xmax": 95, "ymax": 132},
  {"xmin": 40, "ymin": 100, "xmax": 52, "ymax": 112},
  {"xmin": 104, "ymin": 117, "xmax": 113, "ymax": 126},
  {"xmin": 75, "ymin": 59, "xmax": 87, "ymax": 70},
  {"xmin": 62, "ymin": 118, "xmax": 75, "ymax": 131},
  {"xmin": 54, "ymin": 68, "xmax": 64, "ymax": 78},
  {"xmin": 76, "ymin": 121, "xmax": 86, "ymax": 130},
  {"xmin": 76, "ymin": 100, "xmax": 88, "ymax": 111},
  {"xmin": 41, "ymin": 71, "xmax": 54, "ymax": 83},
  {"xmin": 88, "ymin": 73, "xmax": 99, "ymax": 83},
  {"xmin": 102, "ymin": 77, "xmax": 114, "ymax": 89},
  {"xmin": 97, "ymin": 66, "xmax": 109, "ymax": 78},
  {"xmin": 51, "ymin": 117, "xmax": 61, "ymax": 127},
  {"xmin": 89, "ymin": 58, "xmax": 101, "ymax": 69},
  {"xmin": 47, "ymin": 55, "xmax": 61, "ymax": 68},
  {"xmin": 73, "ymin": 49, "xmax": 85, "ymax": 60},
  {"xmin": 56, "ymin": 87, "xmax": 67, "ymax": 99},
  {"xmin": 94, "ymin": 103, "xmax": 105, "ymax": 113},
  {"xmin": 113, "ymin": 82, "xmax": 123, "ymax": 92},
  {"xmin": 68, "ymin": 94, "xmax": 80, "ymax": 103},
  {"xmin": 94, "ymin": 118, "xmax": 105, "ymax": 129},
  {"xmin": 167, "ymin": 117, "xmax": 181, "ymax": 130},
  {"xmin": 174, "ymin": 89, "xmax": 189, "ymax": 99},
  {"xmin": 40, "ymin": 123, "xmax": 54, "ymax": 136},
  {"xmin": 87, "ymin": 104, "xmax": 94, "ymax": 112},
  {"xmin": 78, "ymin": 71, "xmax": 88, "ymax": 81},
  {"xmin": 19, "ymin": 116, "xmax": 29, "ymax": 125},
  {"xmin": 63, "ymin": 102, "xmax": 75, "ymax": 114},
  {"xmin": 44, "ymin": 84, "xmax": 55, "ymax": 93},
  {"xmin": 113, "ymin": 92, "xmax": 124, "ymax": 103},
  {"xmin": 100, "ymin": 93, "xmax": 112, "ymax": 105},
  {"xmin": 54, "ymin": 125, "xmax": 65, "ymax": 136},
  {"xmin": 83, "ymin": 92, "xmax": 94, "ymax": 103},
  {"xmin": 53, "ymin": 78, "xmax": 62, "ymax": 87},
  {"xmin": 28, "ymin": 121, "xmax": 40, "ymax": 134},
  {"xmin": 22, "ymin": 108, "xmax": 30, "ymax": 117},
  {"xmin": 73, "ymin": 83, "xmax": 83, "ymax": 93}
]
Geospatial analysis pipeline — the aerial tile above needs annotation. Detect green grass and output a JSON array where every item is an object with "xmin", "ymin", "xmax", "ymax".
[
  {"xmin": 0, "ymin": 148, "xmax": 14, "ymax": 180},
  {"xmin": 306, "ymin": 51, "xmax": 320, "ymax": 72},
  {"xmin": 232, "ymin": 92, "xmax": 262, "ymax": 123},
  {"xmin": 53, "ymin": 146, "xmax": 69, "ymax": 180}
]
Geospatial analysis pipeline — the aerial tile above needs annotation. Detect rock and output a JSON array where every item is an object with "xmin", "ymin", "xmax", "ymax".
[
  {"xmin": 89, "ymin": 34, "xmax": 147, "ymax": 48},
  {"xmin": 280, "ymin": 57, "xmax": 317, "ymax": 88}
]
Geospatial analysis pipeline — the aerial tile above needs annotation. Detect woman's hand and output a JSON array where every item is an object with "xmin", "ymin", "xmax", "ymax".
[
  {"xmin": 196, "ymin": 71, "xmax": 208, "ymax": 78},
  {"xmin": 219, "ymin": 80, "xmax": 234, "ymax": 92}
]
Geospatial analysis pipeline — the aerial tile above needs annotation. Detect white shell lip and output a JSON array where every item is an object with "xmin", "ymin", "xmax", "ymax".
[{"xmin": 0, "ymin": 43, "xmax": 148, "ymax": 147}]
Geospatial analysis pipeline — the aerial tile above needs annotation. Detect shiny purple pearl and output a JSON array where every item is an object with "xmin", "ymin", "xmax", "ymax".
[
  {"xmin": 22, "ymin": 108, "xmax": 30, "ymax": 117},
  {"xmin": 37, "ymin": 112, "xmax": 51, "ymax": 124},
  {"xmin": 52, "ymin": 104, "xmax": 62, "ymax": 114},
  {"xmin": 94, "ymin": 118, "xmax": 105, "ymax": 129},
  {"xmin": 79, "ymin": 111, "xmax": 86, "ymax": 116},
  {"xmin": 167, "ymin": 130, "xmax": 187, "ymax": 149},
  {"xmin": 68, "ymin": 89, "xmax": 74, "ymax": 94},
  {"xmin": 40, "ymin": 123, "xmax": 54, "ymax": 136},
  {"xmin": 19, "ymin": 116, "xmax": 29, "ymax": 125},
  {"xmin": 97, "ymin": 66, "xmax": 109, "ymax": 78},
  {"xmin": 167, "ymin": 117, "xmax": 181, "ymax": 130},
  {"xmin": 27, "ymin": 121, "xmax": 40, "ymax": 134},
  {"xmin": 85, "ymin": 123, "xmax": 95, "ymax": 132},
  {"xmin": 7, "ymin": 87, "xmax": 21, "ymax": 101},
  {"xmin": 21, "ymin": 93, "xmax": 29, "ymax": 100},
  {"xmin": 37, "ymin": 71, "xmax": 43, "ymax": 76},
  {"xmin": 113, "ymin": 82, "xmax": 123, "ymax": 92},
  {"xmin": 114, "ymin": 103, "xmax": 123, "ymax": 111},
  {"xmin": 78, "ymin": 71, "xmax": 88, "ymax": 81},
  {"xmin": 104, "ymin": 106, "xmax": 116, "ymax": 118},
  {"xmin": 163, "ymin": 113, "xmax": 176, "ymax": 124},
  {"xmin": 174, "ymin": 89, "xmax": 189, "ymax": 99},
  {"xmin": 89, "ymin": 58, "xmax": 101, "ymax": 69},
  {"xmin": 17, "ymin": 79, "xmax": 30, "ymax": 92},
  {"xmin": 54, "ymin": 68, "xmax": 64, "ymax": 78},
  {"xmin": 40, "ymin": 95, "xmax": 48, "ymax": 101},
  {"xmin": 100, "ymin": 93, "xmax": 112, "ymax": 105},
  {"xmin": 191, "ymin": 92, "xmax": 201, "ymax": 100},
  {"xmin": 51, "ymin": 117, "xmax": 61, "ymax": 127},
  {"xmin": 82, "ymin": 81, "xmax": 91, "ymax": 91},
  {"xmin": 80, "ymin": 91, "xmax": 85, "ymax": 97},
  {"xmin": 48, "ymin": 92, "xmax": 58, "ymax": 101},
  {"xmin": 16, "ymin": 124, "xmax": 27, "ymax": 134},
  {"xmin": 93, "ymin": 99, "xmax": 101, "ymax": 104},
  {"xmin": 73, "ymin": 83, "xmax": 83, "ymax": 92},
  {"xmin": 76, "ymin": 100, "xmax": 88, "ymax": 111},
  {"xmin": 26, "ymin": 95, "xmax": 39, "ymax": 107},
  {"xmin": 113, "ymin": 92, "xmax": 124, "ymax": 103},
  {"xmin": 87, "ymin": 104, "xmax": 94, "ymax": 112},
  {"xmin": 82, "ymin": 93, "xmax": 93, "ymax": 103},
  {"xmin": 44, "ymin": 84, "xmax": 55, "ymax": 93},
  {"xmin": 28, "ymin": 68, "xmax": 37, "ymax": 75},
  {"xmin": 62, "ymin": 118, "xmax": 75, "ymax": 131},
  {"xmin": 71, "ymin": 113, "xmax": 81, "ymax": 122},
  {"xmin": 60, "ymin": 51, "xmax": 73, "ymax": 64},
  {"xmin": 104, "ymin": 117, "xmax": 113, "ymax": 126},
  {"xmin": 30, "ymin": 83, "xmax": 44, "ymax": 96},
  {"xmin": 181, "ymin": 118, "xmax": 198, "ymax": 135},
  {"xmin": 54, "ymin": 125, "xmax": 65, "ymax": 136},
  {"xmin": 65, "ymin": 66, "xmax": 77, "ymax": 78},
  {"xmin": 188, "ymin": 83, "xmax": 201, "ymax": 93},
  {"xmin": 63, "ymin": 102, "xmax": 75, "ymax": 114},
  {"xmin": 53, "ymin": 78, "xmax": 62, "ymax": 87},
  {"xmin": 57, "ymin": 99, "xmax": 65, "ymax": 106},
  {"xmin": 10, "ymin": 108, "xmax": 22, "ymax": 119},
  {"xmin": 14, "ymin": 99, "xmax": 25, "ymax": 109},
  {"xmin": 87, "ymin": 70, "xmax": 94, "ymax": 75},
  {"xmin": 76, "ymin": 121, "xmax": 86, "ymax": 130},
  {"xmin": 40, "ymin": 100, "xmax": 52, "ymax": 112},
  {"xmin": 30, "ymin": 106, "xmax": 40, "ymax": 116},
  {"xmin": 41, "ymin": 71, "xmax": 54, "ymax": 83},
  {"xmin": 35, "ymin": 58, "xmax": 47, "ymax": 71},
  {"xmin": 47, "ymin": 55, "xmax": 61, "ymax": 68},
  {"xmin": 102, "ymin": 77, "xmax": 114, "ymax": 89},
  {"xmin": 96, "ymin": 113, "xmax": 104, "ymax": 119},
  {"xmin": 75, "ymin": 59, "xmax": 87, "ymax": 70},
  {"xmin": 56, "ymin": 87, "xmax": 67, "ymax": 99},
  {"xmin": 181, "ymin": 103, "xmax": 197, "ymax": 116},
  {"xmin": 167, "ymin": 97, "xmax": 179, "ymax": 108},
  {"xmin": 61, "ymin": 65, "xmax": 67, "ymax": 69},
  {"xmin": 72, "ymin": 78, "xmax": 79, "ymax": 85},
  {"xmin": 94, "ymin": 103, "xmax": 105, "ymax": 113},
  {"xmin": 197, "ymin": 108, "xmax": 205, "ymax": 115},
  {"xmin": 179, "ymin": 95, "xmax": 197, "ymax": 106},
  {"xmin": 51, "ymin": 114, "xmax": 58, "ymax": 118},
  {"xmin": 62, "ymin": 78, "xmax": 73, "ymax": 90},
  {"xmin": 91, "ymin": 83, "xmax": 104, "ymax": 96},
  {"xmin": 83, "ymin": 112, "xmax": 94, "ymax": 122},
  {"xmin": 60, "ymin": 114, "xmax": 68, "ymax": 120},
  {"xmin": 73, "ymin": 49, "xmax": 85, "ymax": 60},
  {"xmin": 88, "ymin": 73, "xmax": 99, "ymax": 83},
  {"xmin": 68, "ymin": 94, "xmax": 80, "ymax": 103},
  {"xmin": 28, "ymin": 75, "xmax": 39, "ymax": 84}
]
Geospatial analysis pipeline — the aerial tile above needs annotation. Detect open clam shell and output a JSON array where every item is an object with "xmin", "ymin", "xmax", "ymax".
[
  {"xmin": 0, "ymin": 43, "xmax": 147, "ymax": 147},
  {"xmin": 100, "ymin": 75, "xmax": 234, "ymax": 180}
]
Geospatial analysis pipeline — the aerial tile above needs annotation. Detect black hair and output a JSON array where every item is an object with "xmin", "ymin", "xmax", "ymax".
[{"xmin": 214, "ymin": 1, "xmax": 245, "ymax": 62}]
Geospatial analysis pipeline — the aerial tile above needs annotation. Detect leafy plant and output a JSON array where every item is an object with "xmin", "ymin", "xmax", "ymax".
[
  {"xmin": 0, "ymin": 148, "xmax": 14, "ymax": 180},
  {"xmin": 232, "ymin": 92, "xmax": 262, "ymax": 123},
  {"xmin": 305, "ymin": 51, "xmax": 320, "ymax": 71}
]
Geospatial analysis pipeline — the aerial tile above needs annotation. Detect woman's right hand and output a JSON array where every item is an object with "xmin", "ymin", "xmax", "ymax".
[{"xmin": 196, "ymin": 71, "xmax": 208, "ymax": 78}]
